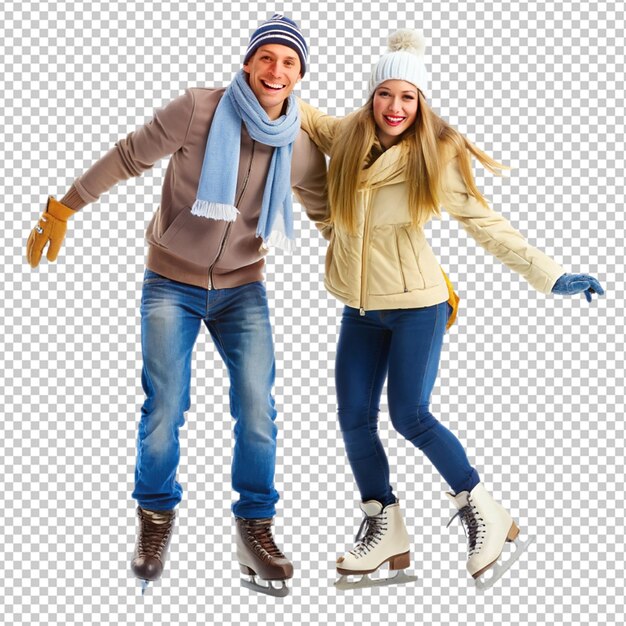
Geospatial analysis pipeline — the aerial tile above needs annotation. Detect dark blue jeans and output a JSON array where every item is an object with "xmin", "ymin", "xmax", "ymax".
[
  {"xmin": 131, "ymin": 269, "xmax": 279, "ymax": 518},
  {"xmin": 335, "ymin": 301, "xmax": 480, "ymax": 506}
]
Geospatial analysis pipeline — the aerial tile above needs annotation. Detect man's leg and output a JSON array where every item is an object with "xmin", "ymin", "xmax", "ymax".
[
  {"xmin": 204, "ymin": 280, "xmax": 279, "ymax": 518},
  {"xmin": 132, "ymin": 270, "xmax": 203, "ymax": 510},
  {"xmin": 205, "ymin": 280, "xmax": 292, "ymax": 593},
  {"xmin": 130, "ymin": 270, "xmax": 204, "ymax": 591}
]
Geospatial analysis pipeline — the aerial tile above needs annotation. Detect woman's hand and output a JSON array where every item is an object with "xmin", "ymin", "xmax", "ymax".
[{"xmin": 551, "ymin": 273, "xmax": 605, "ymax": 302}]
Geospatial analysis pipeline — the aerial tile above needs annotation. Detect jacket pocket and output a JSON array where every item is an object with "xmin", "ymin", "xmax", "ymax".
[
  {"xmin": 367, "ymin": 224, "xmax": 407, "ymax": 296},
  {"xmin": 403, "ymin": 226, "xmax": 442, "ymax": 288},
  {"xmin": 153, "ymin": 207, "xmax": 215, "ymax": 268},
  {"xmin": 368, "ymin": 224, "xmax": 431, "ymax": 296},
  {"xmin": 393, "ymin": 228, "xmax": 409, "ymax": 292},
  {"xmin": 397, "ymin": 225, "xmax": 426, "ymax": 291},
  {"xmin": 158, "ymin": 207, "xmax": 191, "ymax": 247}
]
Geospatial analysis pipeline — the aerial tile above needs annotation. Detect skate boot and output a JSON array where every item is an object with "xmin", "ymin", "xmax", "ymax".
[
  {"xmin": 334, "ymin": 499, "xmax": 418, "ymax": 590},
  {"xmin": 235, "ymin": 516, "xmax": 293, "ymax": 597},
  {"xmin": 446, "ymin": 482, "xmax": 533, "ymax": 591},
  {"xmin": 131, "ymin": 505, "xmax": 176, "ymax": 595}
]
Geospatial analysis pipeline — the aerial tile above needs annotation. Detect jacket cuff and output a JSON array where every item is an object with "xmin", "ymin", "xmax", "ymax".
[
  {"xmin": 46, "ymin": 196, "xmax": 77, "ymax": 220},
  {"xmin": 59, "ymin": 184, "xmax": 88, "ymax": 211}
]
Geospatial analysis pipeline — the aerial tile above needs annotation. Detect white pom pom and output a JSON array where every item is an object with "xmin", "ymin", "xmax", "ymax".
[{"xmin": 387, "ymin": 29, "xmax": 426, "ymax": 56}]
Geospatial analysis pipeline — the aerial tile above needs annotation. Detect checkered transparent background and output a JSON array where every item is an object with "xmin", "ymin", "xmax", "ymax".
[{"xmin": 1, "ymin": 1, "xmax": 624, "ymax": 625}]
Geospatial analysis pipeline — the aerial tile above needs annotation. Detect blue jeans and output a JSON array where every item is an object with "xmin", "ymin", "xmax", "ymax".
[
  {"xmin": 131, "ymin": 269, "xmax": 279, "ymax": 518},
  {"xmin": 335, "ymin": 302, "xmax": 480, "ymax": 506}
]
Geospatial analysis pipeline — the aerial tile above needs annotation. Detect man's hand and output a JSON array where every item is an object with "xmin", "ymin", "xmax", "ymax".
[{"xmin": 26, "ymin": 197, "xmax": 76, "ymax": 268}]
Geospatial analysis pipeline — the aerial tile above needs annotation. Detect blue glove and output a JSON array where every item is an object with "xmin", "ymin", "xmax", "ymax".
[{"xmin": 551, "ymin": 273, "xmax": 605, "ymax": 303}]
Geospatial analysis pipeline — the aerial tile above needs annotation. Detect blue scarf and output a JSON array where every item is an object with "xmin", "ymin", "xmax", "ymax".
[{"xmin": 191, "ymin": 69, "xmax": 300, "ymax": 250}]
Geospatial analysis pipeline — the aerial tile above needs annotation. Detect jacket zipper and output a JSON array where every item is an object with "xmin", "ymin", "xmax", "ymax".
[
  {"xmin": 208, "ymin": 141, "xmax": 256, "ymax": 290},
  {"xmin": 394, "ymin": 227, "xmax": 408, "ymax": 293},
  {"xmin": 359, "ymin": 188, "xmax": 372, "ymax": 315}
]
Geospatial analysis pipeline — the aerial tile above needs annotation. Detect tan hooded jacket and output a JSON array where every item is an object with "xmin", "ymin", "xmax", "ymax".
[{"xmin": 60, "ymin": 88, "xmax": 329, "ymax": 289}]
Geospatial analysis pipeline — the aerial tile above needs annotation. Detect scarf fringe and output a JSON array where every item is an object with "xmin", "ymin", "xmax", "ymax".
[
  {"xmin": 191, "ymin": 200, "xmax": 239, "ymax": 221},
  {"xmin": 259, "ymin": 228, "xmax": 295, "ymax": 253}
]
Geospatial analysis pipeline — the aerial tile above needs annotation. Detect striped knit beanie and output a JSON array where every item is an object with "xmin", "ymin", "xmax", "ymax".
[
  {"xmin": 244, "ymin": 14, "xmax": 309, "ymax": 77},
  {"xmin": 368, "ymin": 30, "xmax": 429, "ymax": 97}
]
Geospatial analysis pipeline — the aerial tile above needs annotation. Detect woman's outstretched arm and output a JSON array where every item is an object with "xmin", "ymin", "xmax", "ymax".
[
  {"xmin": 440, "ymin": 149, "xmax": 604, "ymax": 299},
  {"xmin": 297, "ymin": 98, "xmax": 341, "ymax": 156}
]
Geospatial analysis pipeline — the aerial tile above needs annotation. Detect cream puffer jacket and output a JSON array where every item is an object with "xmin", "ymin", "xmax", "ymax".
[{"xmin": 298, "ymin": 99, "xmax": 565, "ymax": 320}]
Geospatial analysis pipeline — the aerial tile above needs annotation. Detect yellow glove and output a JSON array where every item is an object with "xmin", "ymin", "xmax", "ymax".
[{"xmin": 26, "ymin": 197, "xmax": 76, "ymax": 268}]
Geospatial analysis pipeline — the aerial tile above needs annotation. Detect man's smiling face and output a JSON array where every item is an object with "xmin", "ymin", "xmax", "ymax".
[{"xmin": 243, "ymin": 44, "xmax": 302, "ymax": 120}]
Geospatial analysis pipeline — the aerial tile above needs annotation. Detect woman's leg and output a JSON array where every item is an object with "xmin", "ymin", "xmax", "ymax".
[
  {"xmin": 385, "ymin": 302, "xmax": 480, "ymax": 494},
  {"xmin": 335, "ymin": 306, "xmax": 396, "ymax": 505}
]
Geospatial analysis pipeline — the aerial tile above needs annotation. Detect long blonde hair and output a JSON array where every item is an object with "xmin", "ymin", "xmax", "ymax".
[{"xmin": 328, "ymin": 90, "xmax": 509, "ymax": 233}]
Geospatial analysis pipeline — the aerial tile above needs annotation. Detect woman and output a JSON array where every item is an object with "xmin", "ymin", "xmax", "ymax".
[{"xmin": 298, "ymin": 30, "xmax": 603, "ymax": 591}]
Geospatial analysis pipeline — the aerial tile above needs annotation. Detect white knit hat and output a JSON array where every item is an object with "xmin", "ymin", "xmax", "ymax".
[{"xmin": 367, "ymin": 30, "xmax": 429, "ymax": 97}]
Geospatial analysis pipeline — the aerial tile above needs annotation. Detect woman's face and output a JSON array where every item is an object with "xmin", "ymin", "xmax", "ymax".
[{"xmin": 372, "ymin": 80, "xmax": 419, "ymax": 149}]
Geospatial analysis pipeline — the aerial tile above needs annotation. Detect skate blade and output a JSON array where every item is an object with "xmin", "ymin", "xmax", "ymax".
[
  {"xmin": 139, "ymin": 579, "xmax": 150, "ymax": 596},
  {"xmin": 334, "ymin": 568, "xmax": 418, "ymax": 591},
  {"xmin": 240, "ymin": 574, "xmax": 290, "ymax": 598},
  {"xmin": 474, "ymin": 533, "xmax": 534, "ymax": 592}
]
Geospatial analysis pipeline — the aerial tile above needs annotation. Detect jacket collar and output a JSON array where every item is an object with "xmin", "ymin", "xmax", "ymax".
[{"xmin": 359, "ymin": 140, "xmax": 409, "ymax": 189}]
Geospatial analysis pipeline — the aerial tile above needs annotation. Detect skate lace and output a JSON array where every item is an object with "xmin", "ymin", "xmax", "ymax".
[
  {"xmin": 350, "ymin": 513, "xmax": 388, "ymax": 558},
  {"xmin": 243, "ymin": 520, "xmax": 286, "ymax": 561},
  {"xmin": 446, "ymin": 499, "xmax": 485, "ymax": 557},
  {"xmin": 137, "ymin": 510, "xmax": 175, "ymax": 559}
]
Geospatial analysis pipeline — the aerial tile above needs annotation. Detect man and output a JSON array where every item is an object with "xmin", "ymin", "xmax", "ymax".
[{"xmin": 25, "ymin": 14, "xmax": 330, "ymax": 598}]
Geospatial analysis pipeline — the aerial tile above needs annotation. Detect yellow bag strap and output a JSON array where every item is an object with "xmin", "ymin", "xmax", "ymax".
[{"xmin": 440, "ymin": 267, "xmax": 460, "ymax": 331}]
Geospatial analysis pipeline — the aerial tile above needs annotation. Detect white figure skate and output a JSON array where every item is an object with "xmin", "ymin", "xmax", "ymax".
[
  {"xmin": 446, "ymin": 482, "xmax": 533, "ymax": 591},
  {"xmin": 334, "ymin": 500, "xmax": 418, "ymax": 590}
]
